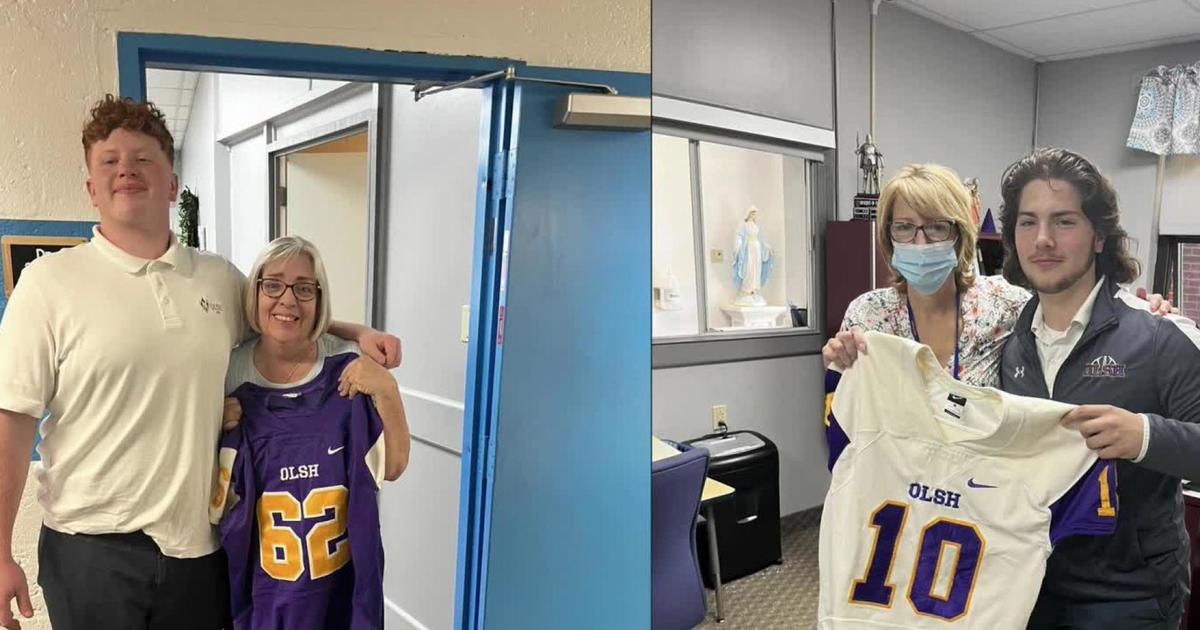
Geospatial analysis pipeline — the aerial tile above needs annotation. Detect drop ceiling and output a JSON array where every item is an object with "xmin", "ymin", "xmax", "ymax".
[
  {"xmin": 895, "ymin": 0, "xmax": 1200, "ymax": 62},
  {"xmin": 144, "ymin": 68, "xmax": 200, "ymax": 150}
]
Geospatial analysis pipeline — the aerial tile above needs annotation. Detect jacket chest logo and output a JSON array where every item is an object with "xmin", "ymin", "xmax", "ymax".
[{"xmin": 1083, "ymin": 355, "xmax": 1126, "ymax": 378}]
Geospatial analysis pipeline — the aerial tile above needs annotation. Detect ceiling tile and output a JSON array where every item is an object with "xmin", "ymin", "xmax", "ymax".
[
  {"xmin": 145, "ymin": 68, "xmax": 182, "ymax": 90},
  {"xmin": 971, "ymin": 31, "xmax": 1040, "ymax": 59},
  {"xmin": 179, "ymin": 89, "xmax": 196, "ymax": 111},
  {"xmin": 892, "ymin": 1, "xmax": 978, "ymax": 32},
  {"xmin": 147, "ymin": 87, "xmax": 179, "ymax": 108},
  {"xmin": 985, "ymin": 0, "xmax": 1200, "ymax": 58},
  {"xmin": 1042, "ymin": 32, "xmax": 1200, "ymax": 61},
  {"xmin": 900, "ymin": 0, "xmax": 1150, "ymax": 31}
]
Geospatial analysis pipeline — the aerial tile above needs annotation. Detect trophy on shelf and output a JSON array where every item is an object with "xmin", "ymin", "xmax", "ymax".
[{"xmin": 853, "ymin": 133, "xmax": 883, "ymax": 220}]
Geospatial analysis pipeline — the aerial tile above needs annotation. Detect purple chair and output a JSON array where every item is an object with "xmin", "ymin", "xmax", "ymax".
[{"xmin": 652, "ymin": 442, "xmax": 710, "ymax": 630}]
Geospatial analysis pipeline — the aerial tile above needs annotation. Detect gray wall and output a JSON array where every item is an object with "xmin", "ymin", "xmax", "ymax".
[
  {"xmin": 651, "ymin": 0, "xmax": 837, "ymax": 516},
  {"xmin": 653, "ymin": 354, "xmax": 829, "ymax": 517},
  {"xmin": 1036, "ymin": 40, "xmax": 1200, "ymax": 286},
  {"xmin": 835, "ymin": 0, "xmax": 1037, "ymax": 220},
  {"xmin": 652, "ymin": 0, "xmax": 834, "ymax": 128},
  {"xmin": 652, "ymin": 1, "xmax": 1039, "ymax": 515}
]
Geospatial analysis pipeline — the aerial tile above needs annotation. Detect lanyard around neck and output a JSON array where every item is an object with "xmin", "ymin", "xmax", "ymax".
[{"xmin": 907, "ymin": 290, "xmax": 961, "ymax": 381}]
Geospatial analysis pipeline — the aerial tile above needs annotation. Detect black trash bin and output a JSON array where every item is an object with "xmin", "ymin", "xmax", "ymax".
[{"xmin": 686, "ymin": 430, "xmax": 783, "ymax": 586}]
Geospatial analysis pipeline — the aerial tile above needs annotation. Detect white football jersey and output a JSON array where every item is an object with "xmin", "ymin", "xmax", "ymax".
[{"xmin": 819, "ymin": 332, "xmax": 1117, "ymax": 629}]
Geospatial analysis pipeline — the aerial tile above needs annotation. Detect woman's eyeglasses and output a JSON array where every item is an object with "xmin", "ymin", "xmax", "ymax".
[
  {"xmin": 258, "ymin": 278, "xmax": 321, "ymax": 302},
  {"xmin": 889, "ymin": 220, "xmax": 957, "ymax": 243}
]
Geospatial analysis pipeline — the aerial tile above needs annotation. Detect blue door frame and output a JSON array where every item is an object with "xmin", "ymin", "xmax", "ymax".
[
  {"xmin": 455, "ymin": 78, "xmax": 518, "ymax": 630},
  {"xmin": 478, "ymin": 67, "xmax": 651, "ymax": 630},
  {"xmin": 117, "ymin": 33, "xmax": 517, "ymax": 630}
]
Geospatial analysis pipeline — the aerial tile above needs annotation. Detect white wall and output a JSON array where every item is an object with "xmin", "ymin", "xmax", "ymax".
[
  {"xmin": 274, "ymin": 88, "xmax": 375, "ymax": 140},
  {"xmin": 381, "ymin": 85, "xmax": 483, "ymax": 630},
  {"xmin": 217, "ymin": 74, "xmax": 318, "ymax": 138},
  {"xmin": 180, "ymin": 73, "xmax": 218, "ymax": 250},
  {"xmin": 227, "ymin": 133, "xmax": 270, "ymax": 274},
  {"xmin": 783, "ymin": 155, "xmax": 810, "ymax": 314},
  {"xmin": 183, "ymin": 76, "xmax": 374, "ymax": 258},
  {"xmin": 1036, "ymin": 40, "xmax": 1200, "ymax": 284},
  {"xmin": 651, "ymin": 133, "xmax": 700, "ymax": 338},
  {"xmin": 698, "ymin": 142, "xmax": 790, "ymax": 327},
  {"xmin": 286, "ymin": 151, "xmax": 370, "ymax": 325},
  {"xmin": 195, "ymin": 79, "xmax": 376, "ymax": 274},
  {"xmin": 2, "ymin": 3, "xmax": 646, "ymax": 627}
]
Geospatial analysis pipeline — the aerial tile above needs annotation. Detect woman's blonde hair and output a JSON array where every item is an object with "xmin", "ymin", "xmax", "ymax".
[
  {"xmin": 243, "ymin": 235, "xmax": 332, "ymax": 342},
  {"xmin": 876, "ymin": 164, "xmax": 978, "ymax": 293}
]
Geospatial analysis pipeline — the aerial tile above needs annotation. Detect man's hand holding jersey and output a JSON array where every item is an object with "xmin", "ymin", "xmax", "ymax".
[
  {"xmin": 354, "ymin": 329, "xmax": 402, "ymax": 369},
  {"xmin": 221, "ymin": 398, "xmax": 242, "ymax": 432},
  {"xmin": 1061, "ymin": 405, "xmax": 1147, "ymax": 461},
  {"xmin": 337, "ymin": 357, "xmax": 397, "ymax": 400}
]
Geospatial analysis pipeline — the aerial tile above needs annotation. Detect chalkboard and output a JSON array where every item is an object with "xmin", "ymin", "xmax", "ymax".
[{"xmin": 2, "ymin": 236, "xmax": 88, "ymax": 296}]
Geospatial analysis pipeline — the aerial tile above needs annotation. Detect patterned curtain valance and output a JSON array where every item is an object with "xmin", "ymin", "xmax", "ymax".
[{"xmin": 1127, "ymin": 62, "xmax": 1200, "ymax": 155}]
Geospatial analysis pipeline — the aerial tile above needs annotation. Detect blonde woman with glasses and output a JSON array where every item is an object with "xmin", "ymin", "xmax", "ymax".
[{"xmin": 213, "ymin": 235, "xmax": 410, "ymax": 628}]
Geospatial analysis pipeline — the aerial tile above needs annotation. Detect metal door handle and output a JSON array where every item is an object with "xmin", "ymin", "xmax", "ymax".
[{"xmin": 736, "ymin": 515, "xmax": 758, "ymax": 524}]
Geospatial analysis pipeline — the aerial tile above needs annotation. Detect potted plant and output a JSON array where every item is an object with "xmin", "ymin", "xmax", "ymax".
[{"xmin": 178, "ymin": 187, "xmax": 200, "ymax": 248}]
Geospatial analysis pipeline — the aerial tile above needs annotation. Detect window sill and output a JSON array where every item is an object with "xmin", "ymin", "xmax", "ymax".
[{"xmin": 652, "ymin": 328, "xmax": 825, "ymax": 368}]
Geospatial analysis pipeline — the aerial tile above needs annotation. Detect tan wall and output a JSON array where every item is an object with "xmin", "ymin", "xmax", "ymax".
[
  {"xmin": 0, "ymin": 0, "xmax": 650, "ymax": 223},
  {"xmin": 1, "ymin": 2, "xmax": 648, "ymax": 627}
]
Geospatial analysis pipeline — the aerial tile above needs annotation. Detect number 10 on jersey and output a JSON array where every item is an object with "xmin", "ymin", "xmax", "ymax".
[{"xmin": 850, "ymin": 501, "xmax": 986, "ymax": 621}]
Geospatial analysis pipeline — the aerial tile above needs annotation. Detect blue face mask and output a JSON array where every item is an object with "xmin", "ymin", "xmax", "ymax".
[{"xmin": 891, "ymin": 240, "xmax": 958, "ymax": 295}]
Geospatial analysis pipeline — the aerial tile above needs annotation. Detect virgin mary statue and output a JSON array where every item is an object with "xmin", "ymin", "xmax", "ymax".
[{"xmin": 732, "ymin": 207, "xmax": 773, "ymax": 307}]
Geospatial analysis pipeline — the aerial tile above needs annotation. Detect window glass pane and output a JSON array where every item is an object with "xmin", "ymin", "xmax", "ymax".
[
  {"xmin": 652, "ymin": 133, "xmax": 701, "ymax": 337},
  {"xmin": 1180, "ymin": 242, "xmax": 1200, "ymax": 321},
  {"xmin": 697, "ymin": 141, "xmax": 811, "ymax": 332}
]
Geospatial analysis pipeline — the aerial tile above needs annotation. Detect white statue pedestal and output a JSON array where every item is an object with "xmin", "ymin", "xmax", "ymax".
[{"xmin": 720, "ymin": 304, "xmax": 789, "ymax": 329}]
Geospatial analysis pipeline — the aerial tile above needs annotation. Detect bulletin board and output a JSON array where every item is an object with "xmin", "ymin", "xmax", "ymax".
[
  {"xmin": 0, "ymin": 220, "xmax": 95, "ymax": 318},
  {"xmin": 3, "ymin": 236, "xmax": 89, "ymax": 296}
]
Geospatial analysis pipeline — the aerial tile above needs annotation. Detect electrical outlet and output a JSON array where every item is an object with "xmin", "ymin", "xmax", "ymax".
[
  {"xmin": 712, "ymin": 404, "xmax": 728, "ymax": 432},
  {"xmin": 710, "ymin": 249, "xmax": 725, "ymax": 263}
]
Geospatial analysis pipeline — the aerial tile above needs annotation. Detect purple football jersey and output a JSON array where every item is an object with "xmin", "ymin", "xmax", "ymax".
[{"xmin": 216, "ymin": 352, "xmax": 385, "ymax": 630}]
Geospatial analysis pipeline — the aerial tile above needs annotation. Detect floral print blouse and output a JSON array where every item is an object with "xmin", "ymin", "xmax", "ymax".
[{"xmin": 840, "ymin": 275, "xmax": 1032, "ymax": 388}]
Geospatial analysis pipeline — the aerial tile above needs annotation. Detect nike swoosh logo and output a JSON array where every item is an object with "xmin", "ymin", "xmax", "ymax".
[
  {"xmin": 327, "ymin": 446, "xmax": 345, "ymax": 455},
  {"xmin": 967, "ymin": 478, "xmax": 997, "ymax": 489}
]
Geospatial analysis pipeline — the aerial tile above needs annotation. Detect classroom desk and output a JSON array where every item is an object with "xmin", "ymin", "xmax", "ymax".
[{"xmin": 653, "ymin": 437, "xmax": 736, "ymax": 623}]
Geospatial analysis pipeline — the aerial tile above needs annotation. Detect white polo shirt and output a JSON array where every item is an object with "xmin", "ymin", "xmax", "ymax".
[{"xmin": 0, "ymin": 227, "xmax": 246, "ymax": 558}]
